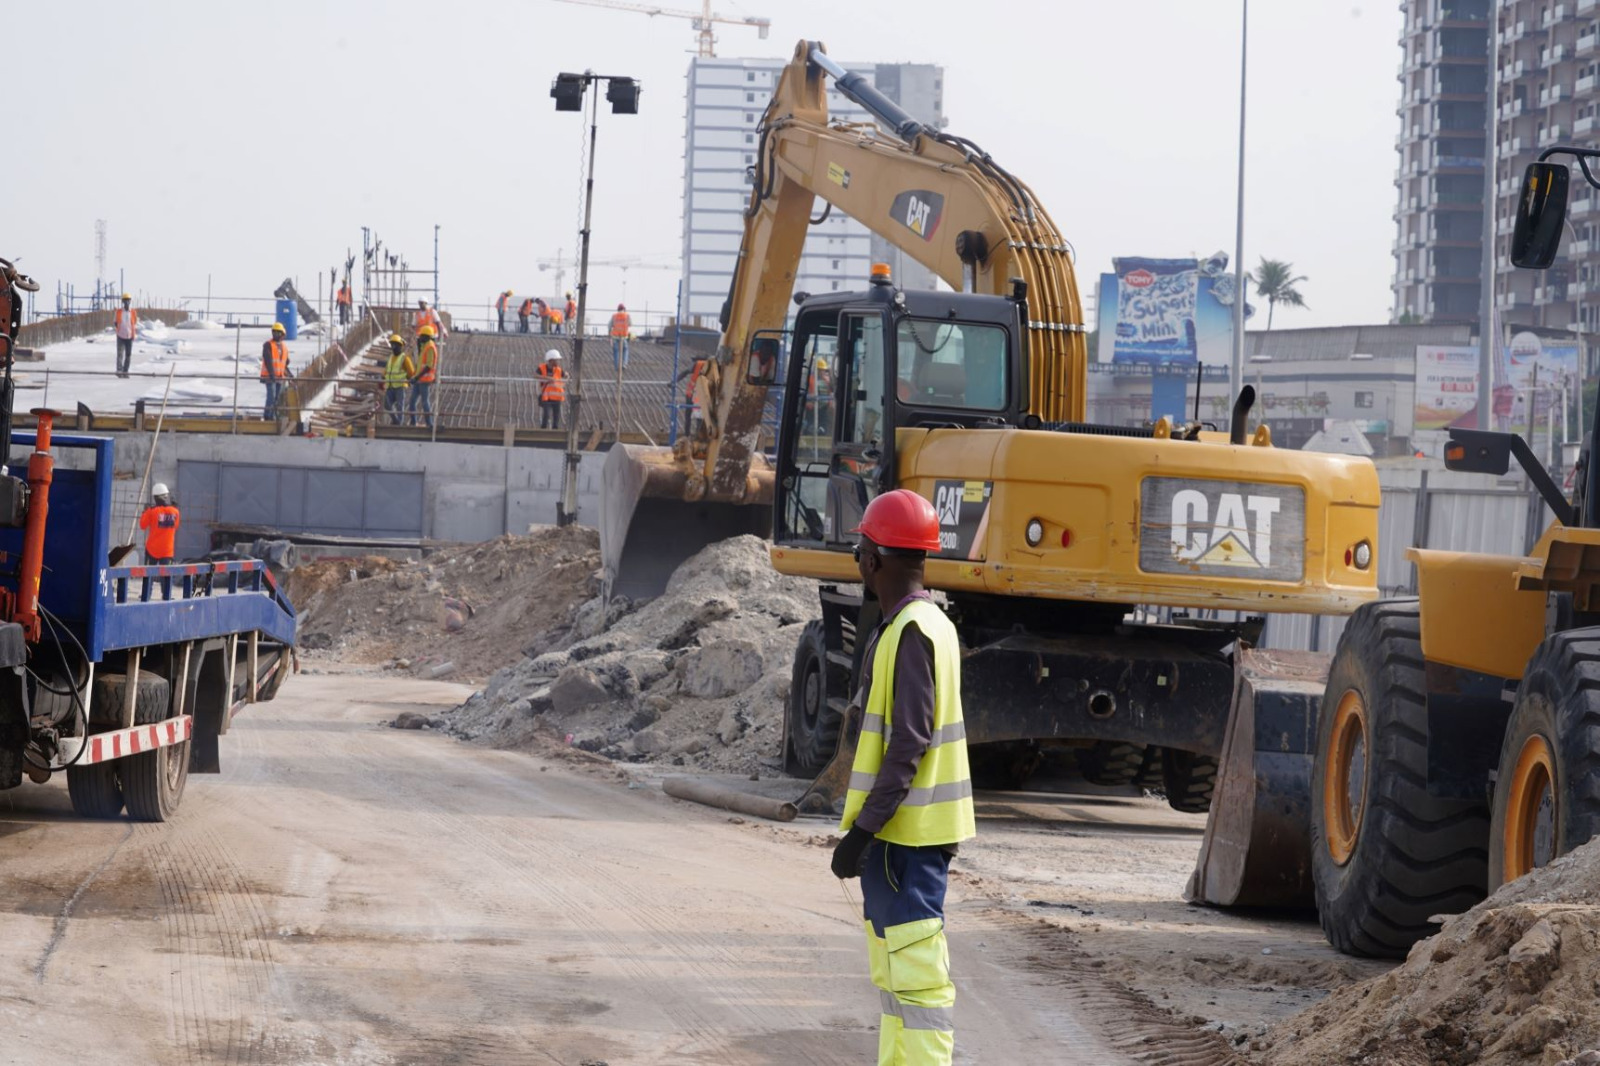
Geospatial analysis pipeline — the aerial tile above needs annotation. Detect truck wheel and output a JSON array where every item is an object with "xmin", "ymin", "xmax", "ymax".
[
  {"xmin": 969, "ymin": 740, "xmax": 1042, "ymax": 790},
  {"xmin": 1076, "ymin": 741, "xmax": 1147, "ymax": 787},
  {"xmin": 122, "ymin": 737, "xmax": 190, "ymax": 822},
  {"xmin": 1160, "ymin": 749, "xmax": 1218, "ymax": 813},
  {"xmin": 1488, "ymin": 630, "xmax": 1600, "ymax": 890},
  {"xmin": 787, "ymin": 621, "xmax": 840, "ymax": 775},
  {"xmin": 1310, "ymin": 600, "xmax": 1488, "ymax": 958},
  {"xmin": 66, "ymin": 763, "xmax": 123, "ymax": 818}
]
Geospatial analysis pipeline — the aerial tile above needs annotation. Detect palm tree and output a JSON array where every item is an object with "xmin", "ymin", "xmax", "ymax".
[{"xmin": 1249, "ymin": 258, "xmax": 1308, "ymax": 330}]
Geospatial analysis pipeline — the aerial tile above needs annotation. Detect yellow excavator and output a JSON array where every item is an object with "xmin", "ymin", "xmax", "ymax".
[{"xmin": 602, "ymin": 40, "xmax": 1381, "ymax": 911}]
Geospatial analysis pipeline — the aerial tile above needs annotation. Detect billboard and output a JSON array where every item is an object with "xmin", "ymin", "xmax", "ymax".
[
  {"xmin": 1413, "ymin": 345, "xmax": 1478, "ymax": 432},
  {"xmin": 1096, "ymin": 255, "xmax": 1242, "ymax": 372}
]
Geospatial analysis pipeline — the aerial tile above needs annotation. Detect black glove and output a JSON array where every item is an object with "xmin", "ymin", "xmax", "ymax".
[{"xmin": 831, "ymin": 825, "xmax": 874, "ymax": 880}]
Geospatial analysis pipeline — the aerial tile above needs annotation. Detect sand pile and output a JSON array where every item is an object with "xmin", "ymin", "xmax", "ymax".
[
  {"xmin": 442, "ymin": 535, "xmax": 819, "ymax": 775},
  {"xmin": 289, "ymin": 527, "xmax": 599, "ymax": 680},
  {"xmin": 1256, "ymin": 837, "xmax": 1600, "ymax": 1066}
]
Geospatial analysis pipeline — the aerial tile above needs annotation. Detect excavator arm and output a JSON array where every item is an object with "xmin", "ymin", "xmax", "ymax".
[{"xmin": 602, "ymin": 39, "xmax": 1087, "ymax": 597}]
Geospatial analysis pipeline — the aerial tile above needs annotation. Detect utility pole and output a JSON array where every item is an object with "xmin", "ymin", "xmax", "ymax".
[
  {"xmin": 1477, "ymin": 1, "xmax": 1500, "ymax": 435},
  {"xmin": 1230, "ymin": 0, "xmax": 1248, "ymax": 404},
  {"xmin": 551, "ymin": 69, "xmax": 641, "ymax": 527}
]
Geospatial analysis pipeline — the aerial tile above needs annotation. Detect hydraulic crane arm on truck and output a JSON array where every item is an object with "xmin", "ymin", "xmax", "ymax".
[{"xmin": 603, "ymin": 40, "xmax": 1386, "ymax": 913}]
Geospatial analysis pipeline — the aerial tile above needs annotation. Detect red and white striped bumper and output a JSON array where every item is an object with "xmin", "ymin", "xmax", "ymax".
[{"xmin": 78, "ymin": 715, "xmax": 193, "ymax": 766}]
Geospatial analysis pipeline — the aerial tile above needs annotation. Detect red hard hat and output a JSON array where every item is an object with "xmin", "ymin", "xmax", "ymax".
[{"xmin": 851, "ymin": 489, "xmax": 941, "ymax": 553}]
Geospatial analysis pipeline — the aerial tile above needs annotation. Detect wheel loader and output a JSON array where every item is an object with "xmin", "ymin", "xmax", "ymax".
[
  {"xmin": 602, "ymin": 41, "xmax": 1381, "ymax": 916},
  {"xmin": 1269, "ymin": 150, "xmax": 1600, "ymax": 958}
]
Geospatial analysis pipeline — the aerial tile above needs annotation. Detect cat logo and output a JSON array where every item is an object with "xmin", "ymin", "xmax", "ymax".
[
  {"xmin": 934, "ymin": 483, "xmax": 962, "ymax": 527},
  {"xmin": 1138, "ymin": 477, "xmax": 1305, "ymax": 581},
  {"xmin": 889, "ymin": 189, "xmax": 945, "ymax": 242}
]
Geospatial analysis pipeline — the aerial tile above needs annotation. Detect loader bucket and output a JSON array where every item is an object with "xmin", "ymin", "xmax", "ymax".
[
  {"xmin": 1186, "ymin": 648, "xmax": 1330, "ymax": 909},
  {"xmin": 795, "ymin": 703, "xmax": 863, "ymax": 816},
  {"xmin": 600, "ymin": 444, "xmax": 773, "ymax": 601}
]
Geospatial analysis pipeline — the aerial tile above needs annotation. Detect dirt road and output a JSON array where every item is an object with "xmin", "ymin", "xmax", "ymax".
[{"xmin": 0, "ymin": 670, "xmax": 1229, "ymax": 1066}]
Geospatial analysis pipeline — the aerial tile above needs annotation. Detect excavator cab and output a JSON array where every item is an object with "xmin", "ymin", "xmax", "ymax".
[{"xmin": 774, "ymin": 271, "xmax": 1026, "ymax": 553}]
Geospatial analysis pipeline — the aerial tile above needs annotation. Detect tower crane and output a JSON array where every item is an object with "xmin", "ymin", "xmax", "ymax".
[
  {"xmin": 537, "ymin": 250, "xmax": 679, "ymax": 297},
  {"xmin": 548, "ymin": 0, "xmax": 770, "ymax": 57}
]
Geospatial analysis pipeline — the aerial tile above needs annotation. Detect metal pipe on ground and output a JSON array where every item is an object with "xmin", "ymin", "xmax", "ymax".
[{"xmin": 663, "ymin": 776, "xmax": 798, "ymax": 822}]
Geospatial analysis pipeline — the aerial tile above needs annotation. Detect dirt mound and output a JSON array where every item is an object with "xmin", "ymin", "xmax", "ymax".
[
  {"xmin": 1256, "ymin": 838, "xmax": 1600, "ymax": 1066},
  {"xmin": 290, "ymin": 527, "xmax": 599, "ymax": 680},
  {"xmin": 442, "ymin": 534, "xmax": 819, "ymax": 776}
]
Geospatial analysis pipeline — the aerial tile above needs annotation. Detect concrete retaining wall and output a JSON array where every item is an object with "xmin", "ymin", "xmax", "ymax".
[{"xmin": 72, "ymin": 432, "xmax": 607, "ymax": 552}]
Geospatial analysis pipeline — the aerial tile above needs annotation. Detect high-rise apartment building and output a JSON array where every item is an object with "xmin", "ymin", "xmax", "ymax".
[
  {"xmin": 680, "ymin": 56, "xmax": 945, "ymax": 326},
  {"xmin": 1393, "ymin": 0, "xmax": 1493, "ymax": 325},
  {"xmin": 1492, "ymin": 0, "xmax": 1600, "ymax": 333}
]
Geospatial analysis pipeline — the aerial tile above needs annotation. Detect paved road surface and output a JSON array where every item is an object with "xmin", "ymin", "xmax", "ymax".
[{"xmin": 0, "ymin": 673, "xmax": 1128, "ymax": 1065}]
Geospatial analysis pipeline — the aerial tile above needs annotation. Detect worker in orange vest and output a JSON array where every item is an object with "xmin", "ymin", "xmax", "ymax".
[
  {"xmin": 537, "ymin": 350, "xmax": 565, "ymax": 429},
  {"xmin": 414, "ymin": 299, "xmax": 444, "ymax": 341},
  {"xmin": 139, "ymin": 483, "xmax": 181, "ymax": 563},
  {"xmin": 548, "ymin": 307, "xmax": 564, "ymax": 335},
  {"xmin": 518, "ymin": 297, "xmax": 534, "ymax": 333},
  {"xmin": 410, "ymin": 324, "xmax": 438, "ymax": 429},
  {"xmin": 261, "ymin": 321, "xmax": 290, "ymax": 419},
  {"xmin": 496, "ymin": 290, "xmax": 512, "ymax": 332},
  {"xmin": 610, "ymin": 303, "xmax": 632, "ymax": 371},
  {"xmin": 535, "ymin": 297, "xmax": 551, "ymax": 334},
  {"xmin": 336, "ymin": 282, "xmax": 353, "ymax": 326},
  {"xmin": 564, "ymin": 293, "xmax": 577, "ymax": 332},
  {"xmin": 114, "ymin": 293, "xmax": 138, "ymax": 378},
  {"xmin": 676, "ymin": 356, "xmax": 709, "ymax": 437}
]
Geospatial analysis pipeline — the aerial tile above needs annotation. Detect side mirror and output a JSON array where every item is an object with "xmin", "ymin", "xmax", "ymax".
[
  {"xmin": 1511, "ymin": 162, "xmax": 1570, "ymax": 269},
  {"xmin": 747, "ymin": 336, "xmax": 782, "ymax": 385},
  {"xmin": 1444, "ymin": 428, "xmax": 1512, "ymax": 475}
]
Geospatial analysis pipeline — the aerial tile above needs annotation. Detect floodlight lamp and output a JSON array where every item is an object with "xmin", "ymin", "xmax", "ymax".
[
  {"xmin": 552, "ymin": 73, "xmax": 586, "ymax": 112},
  {"xmin": 606, "ymin": 77, "xmax": 641, "ymax": 115}
]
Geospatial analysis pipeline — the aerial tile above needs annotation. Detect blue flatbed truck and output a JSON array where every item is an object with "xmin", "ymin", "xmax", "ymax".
[{"xmin": 0, "ymin": 422, "xmax": 297, "ymax": 820}]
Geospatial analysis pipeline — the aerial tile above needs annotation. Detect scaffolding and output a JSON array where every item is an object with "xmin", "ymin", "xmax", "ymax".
[{"xmin": 360, "ymin": 225, "xmax": 440, "ymax": 312}]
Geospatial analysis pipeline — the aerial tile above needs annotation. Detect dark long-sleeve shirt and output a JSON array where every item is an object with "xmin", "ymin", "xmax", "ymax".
[{"xmin": 852, "ymin": 591, "xmax": 939, "ymax": 835}]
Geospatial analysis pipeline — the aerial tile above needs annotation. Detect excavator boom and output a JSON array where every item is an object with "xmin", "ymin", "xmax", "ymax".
[{"xmin": 603, "ymin": 39, "xmax": 1086, "ymax": 597}]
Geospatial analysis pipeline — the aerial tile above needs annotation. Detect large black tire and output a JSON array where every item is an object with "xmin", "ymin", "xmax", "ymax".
[
  {"xmin": 1488, "ymin": 629, "xmax": 1600, "ymax": 890},
  {"xmin": 66, "ymin": 763, "xmax": 123, "ymax": 818},
  {"xmin": 787, "ymin": 620, "xmax": 840, "ymax": 775},
  {"xmin": 1076, "ymin": 741, "xmax": 1147, "ymax": 787},
  {"xmin": 1310, "ymin": 600, "xmax": 1489, "ymax": 958},
  {"xmin": 123, "ymin": 739, "xmax": 190, "ymax": 822},
  {"xmin": 1160, "ymin": 749, "xmax": 1218, "ymax": 814},
  {"xmin": 969, "ymin": 740, "xmax": 1043, "ymax": 790}
]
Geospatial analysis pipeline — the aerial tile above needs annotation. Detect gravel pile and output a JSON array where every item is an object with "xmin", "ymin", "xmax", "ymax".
[
  {"xmin": 1257, "ymin": 837, "xmax": 1600, "ymax": 1066},
  {"xmin": 441, "ymin": 535, "xmax": 821, "ymax": 775}
]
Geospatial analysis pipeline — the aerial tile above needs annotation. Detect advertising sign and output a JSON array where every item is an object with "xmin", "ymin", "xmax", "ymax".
[
  {"xmin": 1413, "ymin": 345, "xmax": 1478, "ymax": 432},
  {"xmin": 1096, "ymin": 255, "xmax": 1242, "ymax": 372}
]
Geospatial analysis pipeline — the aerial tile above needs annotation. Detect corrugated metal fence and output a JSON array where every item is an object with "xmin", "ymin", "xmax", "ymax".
[{"xmin": 1261, "ymin": 464, "xmax": 1546, "ymax": 653}]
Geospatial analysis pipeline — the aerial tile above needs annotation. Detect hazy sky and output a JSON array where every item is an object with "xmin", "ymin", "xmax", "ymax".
[{"xmin": 9, "ymin": 1, "xmax": 1401, "ymax": 330}]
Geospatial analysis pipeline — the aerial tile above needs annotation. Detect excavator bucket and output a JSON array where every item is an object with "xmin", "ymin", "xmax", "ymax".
[
  {"xmin": 1186, "ymin": 648, "xmax": 1330, "ymax": 909},
  {"xmin": 795, "ymin": 703, "xmax": 863, "ymax": 816},
  {"xmin": 600, "ymin": 444, "xmax": 773, "ymax": 601}
]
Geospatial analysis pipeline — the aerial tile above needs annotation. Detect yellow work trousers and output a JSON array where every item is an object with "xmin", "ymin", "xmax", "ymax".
[{"xmin": 863, "ymin": 916, "xmax": 955, "ymax": 1064}]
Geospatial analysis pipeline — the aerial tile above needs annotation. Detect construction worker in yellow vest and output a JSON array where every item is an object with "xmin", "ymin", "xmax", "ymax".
[
  {"xmin": 114, "ymin": 293, "xmax": 138, "ymax": 378},
  {"xmin": 410, "ymin": 325, "xmax": 438, "ymax": 429},
  {"xmin": 833, "ymin": 488, "xmax": 975, "ymax": 1066},
  {"xmin": 382, "ymin": 333, "xmax": 414, "ymax": 426}
]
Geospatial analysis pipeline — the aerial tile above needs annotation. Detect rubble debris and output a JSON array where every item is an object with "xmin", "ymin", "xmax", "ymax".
[
  {"xmin": 288, "ymin": 526, "xmax": 598, "ymax": 680},
  {"xmin": 1256, "ymin": 836, "xmax": 1600, "ymax": 1066},
  {"xmin": 440, "ymin": 535, "xmax": 819, "ymax": 777}
]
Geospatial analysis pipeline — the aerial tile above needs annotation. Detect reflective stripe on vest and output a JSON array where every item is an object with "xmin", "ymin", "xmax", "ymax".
[
  {"xmin": 840, "ymin": 598, "xmax": 976, "ymax": 846},
  {"xmin": 416, "ymin": 340, "xmax": 438, "ymax": 383},
  {"xmin": 610, "ymin": 312, "xmax": 630, "ymax": 337},
  {"xmin": 261, "ymin": 339, "xmax": 288, "ymax": 380},
  {"xmin": 540, "ymin": 364, "xmax": 565, "ymax": 402}
]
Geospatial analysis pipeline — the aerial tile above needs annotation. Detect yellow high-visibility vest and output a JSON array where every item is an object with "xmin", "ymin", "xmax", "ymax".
[{"xmin": 840, "ymin": 598, "xmax": 975, "ymax": 846}]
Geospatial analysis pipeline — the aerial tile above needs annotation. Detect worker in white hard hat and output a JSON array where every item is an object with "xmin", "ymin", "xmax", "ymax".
[
  {"xmin": 139, "ymin": 483, "xmax": 180, "ymax": 563},
  {"xmin": 114, "ymin": 293, "xmax": 137, "ymax": 378},
  {"xmin": 537, "ymin": 350, "xmax": 565, "ymax": 430}
]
